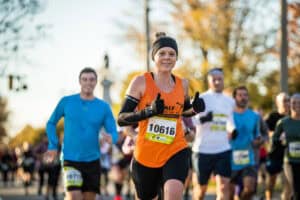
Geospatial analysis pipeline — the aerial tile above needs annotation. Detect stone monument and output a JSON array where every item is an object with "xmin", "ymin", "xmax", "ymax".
[{"xmin": 101, "ymin": 53, "xmax": 113, "ymax": 105}]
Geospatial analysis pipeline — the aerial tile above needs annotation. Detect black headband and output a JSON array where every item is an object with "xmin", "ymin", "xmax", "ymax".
[{"xmin": 151, "ymin": 36, "xmax": 178, "ymax": 60}]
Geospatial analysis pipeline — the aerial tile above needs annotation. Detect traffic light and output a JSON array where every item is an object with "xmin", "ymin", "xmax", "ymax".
[
  {"xmin": 8, "ymin": 74, "xmax": 13, "ymax": 90},
  {"xmin": 7, "ymin": 74, "xmax": 27, "ymax": 91}
]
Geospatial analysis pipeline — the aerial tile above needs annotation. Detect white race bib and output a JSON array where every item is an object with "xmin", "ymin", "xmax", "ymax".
[
  {"xmin": 210, "ymin": 113, "xmax": 227, "ymax": 132},
  {"xmin": 289, "ymin": 142, "xmax": 300, "ymax": 158},
  {"xmin": 145, "ymin": 116, "xmax": 177, "ymax": 144},
  {"xmin": 63, "ymin": 167, "xmax": 83, "ymax": 188},
  {"xmin": 1, "ymin": 164, "xmax": 9, "ymax": 171},
  {"xmin": 233, "ymin": 150, "xmax": 250, "ymax": 165}
]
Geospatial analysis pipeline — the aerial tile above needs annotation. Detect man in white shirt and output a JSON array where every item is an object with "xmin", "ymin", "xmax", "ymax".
[{"xmin": 192, "ymin": 68, "xmax": 236, "ymax": 200}]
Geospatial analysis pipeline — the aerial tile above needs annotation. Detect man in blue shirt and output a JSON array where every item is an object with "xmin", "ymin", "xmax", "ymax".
[
  {"xmin": 45, "ymin": 67, "xmax": 118, "ymax": 200},
  {"xmin": 229, "ymin": 86, "xmax": 263, "ymax": 200}
]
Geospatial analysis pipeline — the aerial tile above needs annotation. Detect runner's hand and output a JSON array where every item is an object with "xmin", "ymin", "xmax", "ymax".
[
  {"xmin": 102, "ymin": 132, "xmax": 112, "ymax": 144},
  {"xmin": 228, "ymin": 129, "xmax": 238, "ymax": 140},
  {"xmin": 151, "ymin": 93, "xmax": 164, "ymax": 115},
  {"xmin": 252, "ymin": 135, "xmax": 264, "ymax": 147},
  {"xmin": 144, "ymin": 93, "xmax": 164, "ymax": 117},
  {"xmin": 44, "ymin": 150, "xmax": 57, "ymax": 163},
  {"xmin": 200, "ymin": 111, "xmax": 213, "ymax": 124},
  {"xmin": 122, "ymin": 136, "xmax": 135, "ymax": 155}
]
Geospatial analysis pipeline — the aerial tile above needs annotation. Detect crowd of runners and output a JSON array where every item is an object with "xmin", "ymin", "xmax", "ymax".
[
  {"xmin": 1, "ymin": 32, "xmax": 300, "ymax": 200},
  {"xmin": 0, "ymin": 139, "xmax": 61, "ymax": 199}
]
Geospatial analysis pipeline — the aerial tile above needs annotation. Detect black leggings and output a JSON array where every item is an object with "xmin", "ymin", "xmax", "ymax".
[
  {"xmin": 131, "ymin": 148, "xmax": 189, "ymax": 200},
  {"xmin": 291, "ymin": 163, "xmax": 300, "ymax": 200}
]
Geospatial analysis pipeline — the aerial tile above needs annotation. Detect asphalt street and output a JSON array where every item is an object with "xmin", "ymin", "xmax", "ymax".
[{"xmin": 0, "ymin": 180, "xmax": 217, "ymax": 200}]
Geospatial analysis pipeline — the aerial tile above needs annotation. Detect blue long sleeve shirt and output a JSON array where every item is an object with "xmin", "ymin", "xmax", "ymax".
[{"xmin": 46, "ymin": 94, "xmax": 118, "ymax": 162}]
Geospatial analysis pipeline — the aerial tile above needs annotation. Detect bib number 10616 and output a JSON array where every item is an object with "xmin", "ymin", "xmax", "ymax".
[
  {"xmin": 148, "ymin": 124, "xmax": 175, "ymax": 135},
  {"xmin": 146, "ymin": 116, "xmax": 177, "ymax": 144}
]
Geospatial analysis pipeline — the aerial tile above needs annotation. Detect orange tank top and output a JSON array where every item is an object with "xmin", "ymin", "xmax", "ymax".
[{"xmin": 134, "ymin": 72, "xmax": 188, "ymax": 167}]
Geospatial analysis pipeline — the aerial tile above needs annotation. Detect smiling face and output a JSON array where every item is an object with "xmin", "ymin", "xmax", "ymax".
[
  {"xmin": 290, "ymin": 94, "xmax": 300, "ymax": 116},
  {"xmin": 79, "ymin": 72, "xmax": 97, "ymax": 97},
  {"xmin": 153, "ymin": 47, "xmax": 177, "ymax": 72},
  {"xmin": 208, "ymin": 74, "xmax": 224, "ymax": 93},
  {"xmin": 276, "ymin": 93, "xmax": 290, "ymax": 114}
]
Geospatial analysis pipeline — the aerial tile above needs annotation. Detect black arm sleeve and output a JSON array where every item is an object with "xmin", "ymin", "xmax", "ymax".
[
  {"xmin": 117, "ymin": 95, "xmax": 153, "ymax": 126},
  {"xmin": 181, "ymin": 98, "xmax": 196, "ymax": 117}
]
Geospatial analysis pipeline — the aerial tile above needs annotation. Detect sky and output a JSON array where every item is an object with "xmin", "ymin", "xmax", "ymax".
[{"xmin": 4, "ymin": 0, "xmax": 148, "ymax": 136}]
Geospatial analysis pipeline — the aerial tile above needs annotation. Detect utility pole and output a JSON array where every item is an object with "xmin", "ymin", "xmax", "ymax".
[
  {"xmin": 280, "ymin": 0, "xmax": 289, "ymax": 93},
  {"xmin": 145, "ymin": 0, "xmax": 150, "ymax": 72}
]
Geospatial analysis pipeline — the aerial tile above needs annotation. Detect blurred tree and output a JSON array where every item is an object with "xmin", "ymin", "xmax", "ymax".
[
  {"xmin": 170, "ymin": 0, "xmax": 276, "ymax": 87},
  {"xmin": 116, "ymin": 0, "xmax": 174, "ymax": 69},
  {"xmin": 8, "ymin": 125, "xmax": 36, "ymax": 148},
  {"xmin": 288, "ymin": 2, "xmax": 300, "ymax": 66},
  {"xmin": 0, "ymin": 97, "xmax": 9, "ymax": 143},
  {"xmin": 118, "ymin": 71, "xmax": 144, "ymax": 102},
  {"xmin": 119, "ymin": 0, "xmax": 278, "ymax": 110},
  {"xmin": 0, "ymin": 0, "xmax": 49, "ymax": 144},
  {"xmin": 287, "ymin": 65, "xmax": 300, "ymax": 93},
  {"xmin": 0, "ymin": 0, "xmax": 48, "ymax": 67},
  {"xmin": 173, "ymin": 61, "xmax": 204, "ymax": 95},
  {"xmin": 8, "ymin": 119, "xmax": 64, "ymax": 148},
  {"xmin": 261, "ymin": 1, "xmax": 300, "ymax": 110},
  {"xmin": 283, "ymin": 1, "xmax": 300, "ymax": 94},
  {"xmin": 261, "ymin": 64, "xmax": 300, "ymax": 112},
  {"xmin": 116, "ymin": 1, "xmax": 147, "ymax": 65}
]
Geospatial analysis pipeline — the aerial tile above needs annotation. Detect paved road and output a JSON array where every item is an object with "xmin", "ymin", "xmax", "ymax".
[
  {"xmin": 0, "ymin": 181, "xmax": 217, "ymax": 200},
  {"xmin": 1, "ymin": 180, "xmax": 284, "ymax": 200},
  {"xmin": 3, "ymin": 179, "xmax": 284, "ymax": 200}
]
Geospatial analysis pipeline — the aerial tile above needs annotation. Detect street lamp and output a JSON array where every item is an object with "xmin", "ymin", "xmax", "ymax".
[
  {"xmin": 280, "ymin": 0, "xmax": 288, "ymax": 93},
  {"xmin": 145, "ymin": 0, "xmax": 150, "ymax": 72}
]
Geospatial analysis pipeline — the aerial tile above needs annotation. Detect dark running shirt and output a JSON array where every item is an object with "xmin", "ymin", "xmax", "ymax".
[
  {"xmin": 273, "ymin": 116, "xmax": 300, "ymax": 164},
  {"xmin": 265, "ymin": 111, "xmax": 286, "ymax": 163},
  {"xmin": 265, "ymin": 111, "xmax": 285, "ymax": 131}
]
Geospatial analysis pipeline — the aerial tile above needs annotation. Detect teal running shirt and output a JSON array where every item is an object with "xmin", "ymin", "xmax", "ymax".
[{"xmin": 231, "ymin": 109, "xmax": 260, "ymax": 170}]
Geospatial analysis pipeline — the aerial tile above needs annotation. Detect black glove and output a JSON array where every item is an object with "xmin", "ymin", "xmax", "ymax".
[
  {"xmin": 192, "ymin": 92, "xmax": 205, "ymax": 113},
  {"xmin": 144, "ymin": 93, "xmax": 164, "ymax": 117},
  {"xmin": 231, "ymin": 129, "xmax": 238, "ymax": 140},
  {"xmin": 199, "ymin": 111, "xmax": 213, "ymax": 124}
]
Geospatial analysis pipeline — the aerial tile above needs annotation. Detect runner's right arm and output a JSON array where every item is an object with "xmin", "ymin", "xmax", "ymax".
[
  {"xmin": 103, "ymin": 103, "xmax": 119, "ymax": 144},
  {"xmin": 46, "ymin": 97, "xmax": 66, "ymax": 150},
  {"xmin": 272, "ymin": 119, "xmax": 285, "ymax": 146},
  {"xmin": 117, "ymin": 94, "xmax": 164, "ymax": 126}
]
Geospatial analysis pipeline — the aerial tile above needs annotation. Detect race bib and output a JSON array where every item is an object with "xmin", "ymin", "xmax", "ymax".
[
  {"xmin": 289, "ymin": 142, "xmax": 300, "ymax": 158},
  {"xmin": 145, "ymin": 116, "xmax": 177, "ymax": 144},
  {"xmin": 63, "ymin": 167, "xmax": 83, "ymax": 188},
  {"xmin": 23, "ymin": 157, "xmax": 35, "ymax": 167},
  {"xmin": 233, "ymin": 150, "xmax": 250, "ymax": 165},
  {"xmin": 1, "ymin": 164, "xmax": 9, "ymax": 171},
  {"xmin": 210, "ymin": 113, "xmax": 227, "ymax": 132}
]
